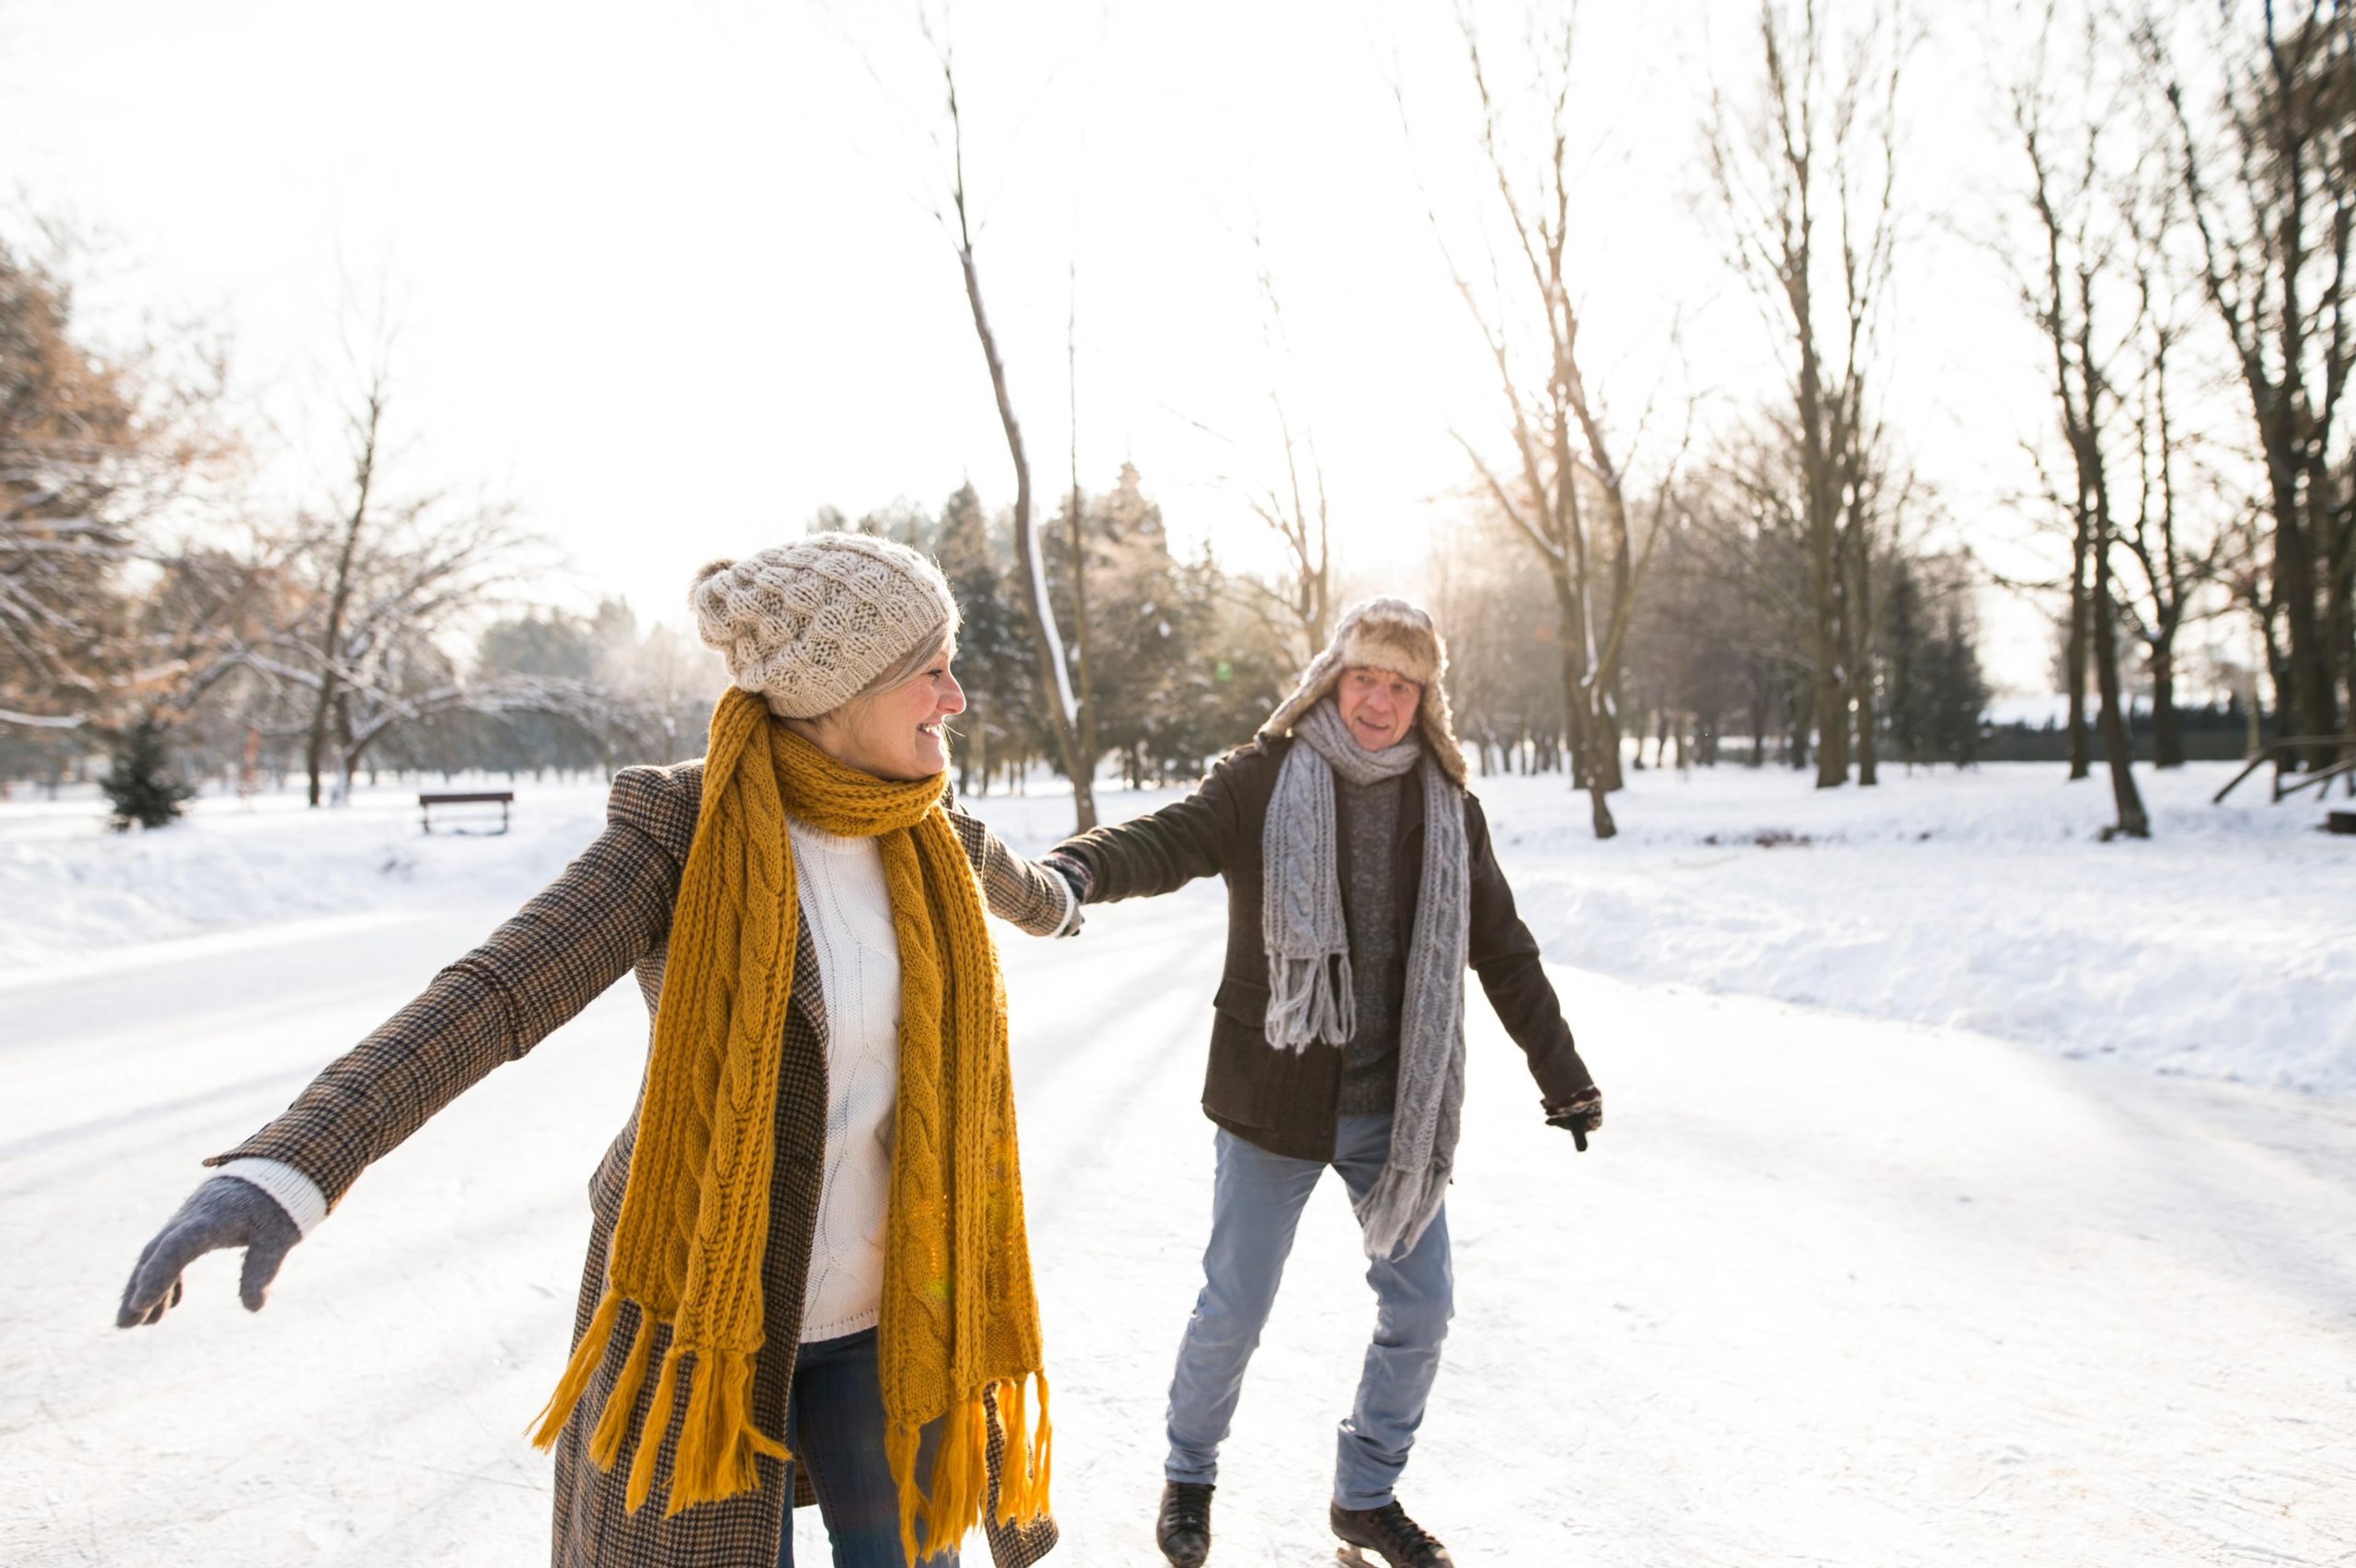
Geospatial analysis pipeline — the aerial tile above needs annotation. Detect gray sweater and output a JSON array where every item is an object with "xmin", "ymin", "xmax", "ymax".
[{"xmin": 1338, "ymin": 774, "xmax": 1406, "ymax": 1115}]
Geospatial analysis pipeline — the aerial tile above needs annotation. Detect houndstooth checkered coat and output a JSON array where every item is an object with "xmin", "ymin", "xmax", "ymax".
[{"xmin": 209, "ymin": 761, "xmax": 1071, "ymax": 1568}]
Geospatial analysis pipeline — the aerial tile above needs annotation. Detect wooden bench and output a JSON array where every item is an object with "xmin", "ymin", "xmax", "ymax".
[
  {"xmin": 2211, "ymin": 737, "xmax": 2356, "ymax": 805},
  {"xmin": 418, "ymin": 790, "xmax": 515, "ymax": 836}
]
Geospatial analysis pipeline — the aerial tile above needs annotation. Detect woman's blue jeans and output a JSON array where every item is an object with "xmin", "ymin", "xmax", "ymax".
[
  {"xmin": 778, "ymin": 1327, "xmax": 958, "ymax": 1568},
  {"xmin": 1163, "ymin": 1113, "xmax": 1455, "ymax": 1510}
]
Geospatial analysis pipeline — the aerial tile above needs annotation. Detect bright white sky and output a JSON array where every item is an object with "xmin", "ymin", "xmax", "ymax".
[{"xmin": 1, "ymin": 0, "xmax": 2097, "ymax": 694}]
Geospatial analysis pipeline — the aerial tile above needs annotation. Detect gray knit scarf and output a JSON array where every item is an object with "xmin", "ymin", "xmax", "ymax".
[{"xmin": 1263, "ymin": 698, "xmax": 1468, "ymax": 1259}]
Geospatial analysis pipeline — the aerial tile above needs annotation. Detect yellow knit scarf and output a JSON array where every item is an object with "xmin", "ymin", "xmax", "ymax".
[{"xmin": 531, "ymin": 688, "xmax": 1051, "ymax": 1560}]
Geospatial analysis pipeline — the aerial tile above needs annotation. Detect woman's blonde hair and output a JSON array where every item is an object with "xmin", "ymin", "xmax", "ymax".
[{"xmin": 820, "ymin": 617, "xmax": 958, "ymax": 726}]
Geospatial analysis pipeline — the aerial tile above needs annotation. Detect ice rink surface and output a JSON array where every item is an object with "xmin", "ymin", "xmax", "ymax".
[{"xmin": 4, "ymin": 764, "xmax": 2354, "ymax": 1564}]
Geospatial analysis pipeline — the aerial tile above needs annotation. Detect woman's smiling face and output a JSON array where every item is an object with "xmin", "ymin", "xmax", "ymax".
[{"xmin": 796, "ymin": 640, "xmax": 965, "ymax": 781}]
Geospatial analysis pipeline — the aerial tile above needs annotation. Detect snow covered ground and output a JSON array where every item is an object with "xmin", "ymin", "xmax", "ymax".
[
  {"xmin": 11, "ymin": 759, "xmax": 2339, "ymax": 1090},
  {"xmin": 3, "ymin": 759, "xmax": 2353, "ymax": 1564}
]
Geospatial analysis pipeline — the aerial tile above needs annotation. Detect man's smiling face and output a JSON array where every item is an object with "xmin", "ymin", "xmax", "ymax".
[{"xmin": 1334, "ymin": 666, "xmax": 1422, "ymax": 751}]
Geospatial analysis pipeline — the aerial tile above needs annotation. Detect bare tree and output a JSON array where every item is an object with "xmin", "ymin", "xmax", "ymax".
[
  {"xmin": 2144, "ymin": 0, "xmax": 2356, "ymax": 760},
  {"xmin": 1171, "ymin": 271, "xmax": 1334, "ymax": 668},
  {"xmin": 1422, "ymin": 5, "xmax": 1684, "ymax": 838},
  {"xmin": 2117, "ymin": 211, "xmax": 2230, "ymax": 767},
  {"xmin": 0, "ymin": 239, "xmax": 229, "ymax": 730},
  {"xmin": 1244, "ymin": 425, "xmax": 1333, "ymax": 668},
  {"xmin": 1681, "ymin": 422, "xmax": 1844, "ymax": 767},
  {"xmin": 299, "ymin": 368, "xmax": 387, "ymax": 804},
  {"xmin": 1063, "ymin": 261, "xmax": 1098, "ymax": 804},
  {"xmin": 1242, "ymin": 240, "xmax": 1334, "ymax": 665},
  {"xmin": 1705, "ymin": 0, "xmax": 1907, "ymax": 789},
  {"xmin": 171, "ymin": 359, "xmax": 544, "ymax": 805},
  {"xmin": 2009, "ymin": 0, "xmax": 2150, "ymax": 835},
  {"xmin": 931, "ymin": 33, "xmax": 1097, "ymax": 831}
]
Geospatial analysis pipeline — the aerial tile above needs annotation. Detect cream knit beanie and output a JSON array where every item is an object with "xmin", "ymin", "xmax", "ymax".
[{"xmin": 690, "ymin": 533, "xmax": 960, "ymax": 719}]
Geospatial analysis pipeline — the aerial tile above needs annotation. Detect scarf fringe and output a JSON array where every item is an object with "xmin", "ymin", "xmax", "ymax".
[
  {"xmin": 1265, "ymin": 952, "xmax": 1354, "ymax": 1052},
  {"xmin": 530, "ymin": 1286, "xmax": 787, "ymax": 1518},
  {"xmin": 624, "ymin": 1342, "xmax": 689, "ymax": 1512},
  {"xmin": 588, "ymin": 1305, "xmax": 656, "ymax": 1469},
  {"xmin": 529, "ymin": 1291, "xmax": 622, "ymax": 1448},
  {"xmin": 1353, "ymin": 1156, "xmax": 1452, "ymax": 1262},
  {"xmin": 663, "ymin": 1344, "xmax": 790, "ymax": 1514},
  {"xmin": 990, "ymin": 1372, "xmax": 1054, "ymax": 1526},
  {"xmin": 888, "ymin": 1375, "xmax": 1057, "ymax": 1566}
]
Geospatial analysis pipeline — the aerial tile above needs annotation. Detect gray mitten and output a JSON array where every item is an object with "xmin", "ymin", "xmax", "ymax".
[{"xmin": 116, "ymin": 1175, "xmax": 301, "ymax": 1327}]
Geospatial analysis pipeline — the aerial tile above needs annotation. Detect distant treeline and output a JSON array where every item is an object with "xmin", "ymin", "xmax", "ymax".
[{"xmin": 1979, "ymin": 703, "xmax": 2271, "ymax": 766}]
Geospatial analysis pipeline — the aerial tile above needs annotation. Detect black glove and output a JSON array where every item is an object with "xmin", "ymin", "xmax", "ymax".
[
  {"xmin": 1545, "ymin": 1087, "xmax": 1603, "ymax": 1151},
  {"xmin": 1040, "ymin": 849, "xmax": 1093, "ymax": 904},
  {"xmin": 117, "ymin": 1175, "xmax": 302, "ymax": 1327}
]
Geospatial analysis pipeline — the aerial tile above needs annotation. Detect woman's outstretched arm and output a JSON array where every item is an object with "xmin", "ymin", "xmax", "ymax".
[
  {"xmin": 118, "ymin": 766, "xmax": 694, "ymax": 1325},
  {"xmin": 943, "ymin": 794, "xmax": 1086, "ymax": 938}
]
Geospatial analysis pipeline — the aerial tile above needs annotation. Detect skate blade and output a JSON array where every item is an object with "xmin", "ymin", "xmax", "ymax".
[{"xmin": 1336, "ymin": 1548, "xmax": 1375, "ymax": 1567}]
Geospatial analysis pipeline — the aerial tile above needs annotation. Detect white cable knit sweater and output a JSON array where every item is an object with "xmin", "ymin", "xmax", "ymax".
[{"xmin": 785, "ymin": 814, "xmax": 901, "ymax": 1342}]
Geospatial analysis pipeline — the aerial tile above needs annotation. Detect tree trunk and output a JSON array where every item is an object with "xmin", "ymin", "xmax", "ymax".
[
  {"xmin": 2273, "ymin": 462, "xmax": 2341, "ymax": 749},
  {"xmin": 1549, "ymin": 573, "xmax": 1616, "ymax": 837},
  {"xmin": 1598, "ymin": 687, "xmax": 1625, "ymax": 792},
  {"xmin": 305, "ymin": 397, "xmax": 382, "ymax": 808},
  {"xmin": 2065, "ymin": 515, "xmax": 2091, "ymax": 780},
  {"xmin": 331, "ymin": 690, "xmax": 356, "ymax": 807},
  {"xmin": 1067, "ymin": 485, "xmax": 1096, "ymax": 809},
  {"xmin": 1066, "ymin": 290, "xmax": 1099, "ymax": 807},
  {"xmin": 1851, "ymin": 540, "xmax": 1879, "ymax": 786},
  {"xmin": 2150, "ymin": 631, "xmax": 2183, "ymax": 768},
  {"xmin": 2091, "ymin": 508, "xmax": 2149, "ymax": 838},
  {"xmin": 1810, "ymin": 531, "xmax": 1849, "ymax": 788},
  {"xmin": 2257, "ymin": 591, "xmax": 2289, "ymax": 745},
  {"xmin": 958, "ymin": 695, "xmax": 984, "ymax": 796},
  {"xmin": 955, "ymin": 244, "xmax": 1096, "ymax": 832},
  {"xmin": 2331, "ymin": 474, "xmax": 2355, "ymax": 768}
]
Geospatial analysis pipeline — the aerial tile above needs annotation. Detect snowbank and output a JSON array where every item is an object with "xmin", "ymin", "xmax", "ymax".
[
  {"xmin": 1480, "ymin": 761, "xmax": 2355, "ymax": 1095},
  {"xmin": 3, "ymin": 759, "xmax": 2347, "ymax": 1093},
  {"xmin": 0, "ymin": 777, "xmax": 613, "ymax": 974}
]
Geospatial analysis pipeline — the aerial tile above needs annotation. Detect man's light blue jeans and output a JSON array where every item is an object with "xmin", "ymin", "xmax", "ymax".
[{"xmin": 1163, "ymin": 1113, "xmax": 1454, "ymax": 1510}]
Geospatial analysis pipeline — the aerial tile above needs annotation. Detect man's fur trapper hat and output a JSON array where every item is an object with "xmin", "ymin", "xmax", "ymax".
[{"xmin": 1259, "ymin": 596, "xmax": 1469, "ymax": 785}]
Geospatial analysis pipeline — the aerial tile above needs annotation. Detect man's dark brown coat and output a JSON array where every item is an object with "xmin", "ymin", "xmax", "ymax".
[{"xmin": 1053, "ymin": 735, "xmax": 1592, "ymax": 1161}]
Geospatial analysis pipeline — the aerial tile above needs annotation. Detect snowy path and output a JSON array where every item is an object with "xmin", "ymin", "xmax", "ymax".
[{"xmin": 6, "ymin": 886, "xmax": 2355, "ymax": 1566}]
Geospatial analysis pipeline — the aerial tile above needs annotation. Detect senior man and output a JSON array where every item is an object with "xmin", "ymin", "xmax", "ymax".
[{"xmin": 1042, "ymin": 598, "xmax": 1601, "ymax": 1568}]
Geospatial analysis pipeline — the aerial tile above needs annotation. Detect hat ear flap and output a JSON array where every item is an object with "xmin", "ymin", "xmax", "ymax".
[
  {"xmin": 1416, "ymin": 678, "xmax": 1471, "ymax": 786},
  {"xmin": 1259, "ymin": 648, "xmax": 1347, "ymax": 742}
]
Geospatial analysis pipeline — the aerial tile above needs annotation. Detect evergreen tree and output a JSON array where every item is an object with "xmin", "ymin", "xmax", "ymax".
[
  {"xmin": 101, "ymin": 715, "xmax": 198, "ymax": 831},
  {"xmin": 1884, "ymin": 561, "xmax": 1929, "ymax": 767},
  {"xmin": 1925, "ymin": 609, "xmax": 1992, "ymax": 767},
  {"xmin": 1880, "ymin": 556, "xmax": 1989, "ymax": 769},
  {"xmin": 935, "ymin": 483, "xmax": 1041, "ymax": 793}
]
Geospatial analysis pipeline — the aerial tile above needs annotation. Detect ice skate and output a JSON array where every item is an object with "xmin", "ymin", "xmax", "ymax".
[
  {"xmin": 1331, "ymin": 1499, "xmax": 1453, "ymax": 1568},
  {"xmin": 1157, "ymin": 1479, "xmax": 1214, "ymax": 1567}
]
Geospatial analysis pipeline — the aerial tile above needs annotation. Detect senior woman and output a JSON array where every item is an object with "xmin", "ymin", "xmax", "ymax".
[{"xmin": 114, "ymin": 536, "xmax": 1074, "ymax": 1568}]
